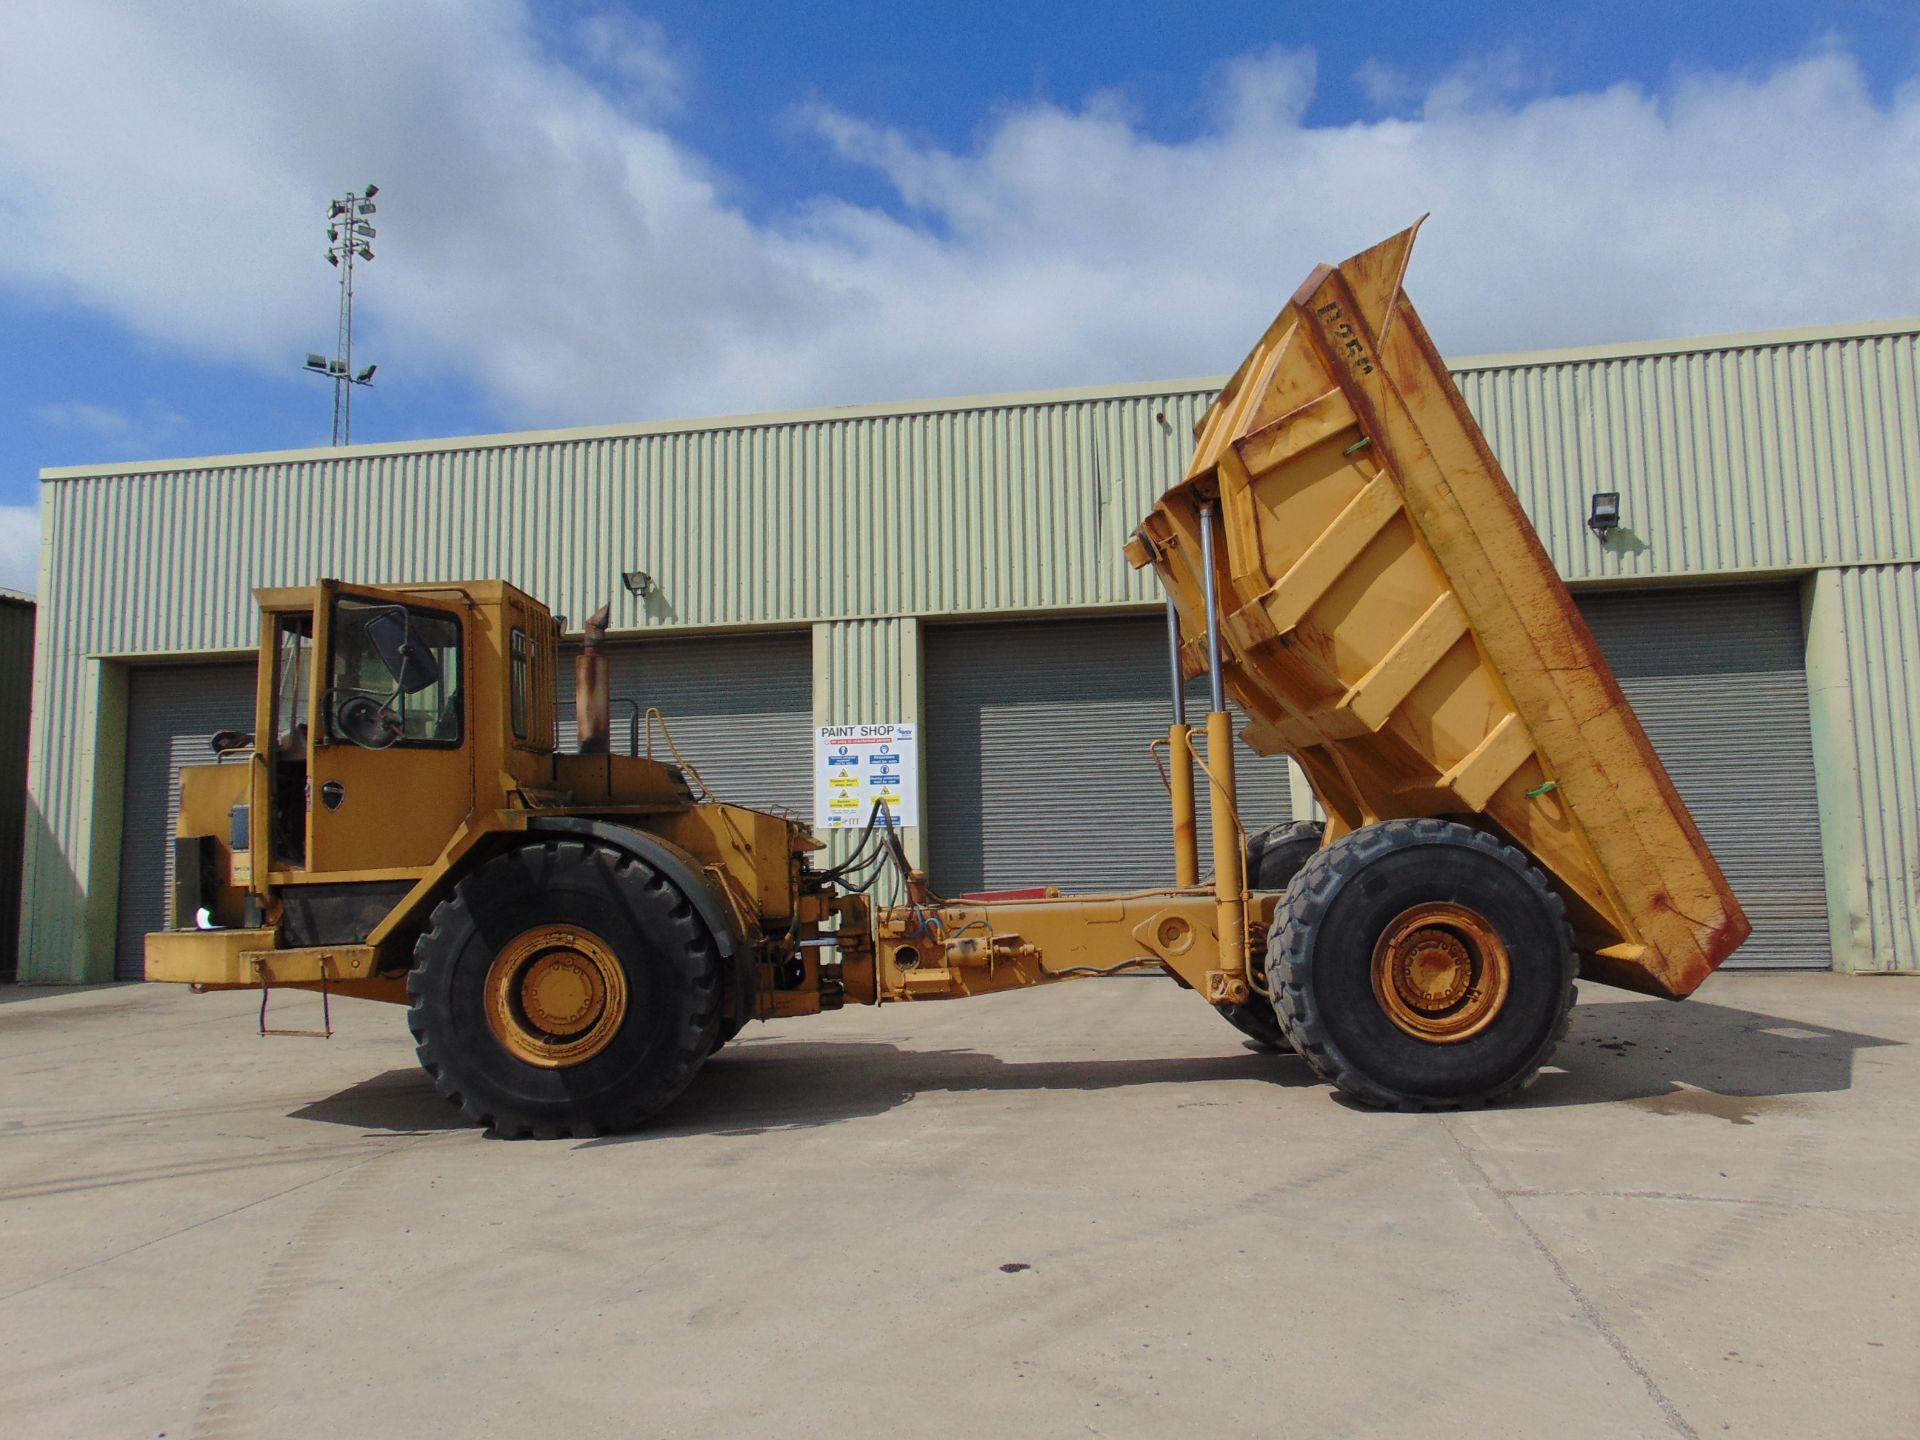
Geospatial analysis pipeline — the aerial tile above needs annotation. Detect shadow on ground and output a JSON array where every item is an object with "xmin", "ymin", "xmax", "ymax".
[
  {"xmin": 637, "ymin": 1042, "xmax": 1315, "ymax": 1142},
  {"xmin": 290, "ymin": 1069, "xmax": 474, "ymax": 1134},
  {"xmin": 291, "ymin": 1044, "xmax": 1311, "ymax": 1140},
  {"xmin": 288, "ymin": 993, "xmax": 1902, "ymax": 1140},
  {"xmin": 1510, "ymin": 994, "xmax": 1900, "ymax": 1114}
]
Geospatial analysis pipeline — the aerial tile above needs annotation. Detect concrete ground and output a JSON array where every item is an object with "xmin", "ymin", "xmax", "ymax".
[{"xmin": 0, "ymin": 973, "xmax": 1914, "ymax": 1440}]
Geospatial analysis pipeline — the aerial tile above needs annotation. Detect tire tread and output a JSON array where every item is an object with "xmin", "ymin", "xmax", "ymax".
[
  {"xmin": 1270, "ymin": 819, "xmax": 1576, "ymax": 1111},
  {"xmin": 405, "ymin": 840, "xmax": 721, "ymax": 1138}
]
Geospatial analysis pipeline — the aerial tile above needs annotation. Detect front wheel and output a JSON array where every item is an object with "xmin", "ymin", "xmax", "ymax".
[
  {"xmin": 407, "ymin": 840, "xmax": 722, "ymax": 1137},
  {"xmin": 1271, "ymin": 819, "xmax": 1575, "ymax": 1109}
]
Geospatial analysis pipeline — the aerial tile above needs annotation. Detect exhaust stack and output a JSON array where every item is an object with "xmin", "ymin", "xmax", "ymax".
[{"xmin": 574, "ymin": 602, "xmax": 611, "ymax": 755}]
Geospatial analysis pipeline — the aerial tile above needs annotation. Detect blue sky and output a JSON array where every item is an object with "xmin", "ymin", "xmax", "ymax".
[{"xmin": 3, "ymin": 0, "xmax": 1918, "ymax": 591}]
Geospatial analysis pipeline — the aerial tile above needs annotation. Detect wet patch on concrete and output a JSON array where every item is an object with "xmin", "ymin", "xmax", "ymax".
[{"xmin": 1630, "ymin": 1084, "xmax": 1788, "ymax": 1125}]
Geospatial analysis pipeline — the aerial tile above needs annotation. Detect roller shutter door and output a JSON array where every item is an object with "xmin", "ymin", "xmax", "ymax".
[
  {"xmin": 924, "ymin": 617, "xmax": 1292, "ymax": 894},
  {"xmin": 1576, "ymin": 584, "xmax": 1829, "ymax": 970},
  {"xmin": 560, "ymin": 631, "xmax": 812, "ymax": 817},
  {"xmin": 115, "ymin": 661, "xmax": 257, "ymax": 979}
]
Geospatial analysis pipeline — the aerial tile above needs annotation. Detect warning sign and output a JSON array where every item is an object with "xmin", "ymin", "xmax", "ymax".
[{"xmin": 814, "ymin": 723, "xmax": 918, "ymax": 829}]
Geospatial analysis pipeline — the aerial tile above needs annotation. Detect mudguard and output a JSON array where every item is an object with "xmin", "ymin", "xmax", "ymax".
[{"xmin": 523, "ymin": 816, "xmax": 755, "ymax": 1018}]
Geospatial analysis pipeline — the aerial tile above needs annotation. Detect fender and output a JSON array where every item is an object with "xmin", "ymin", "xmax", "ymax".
[{"xmin": 522, "ymin": 816, "xmax": 754, "ymax": 1016}]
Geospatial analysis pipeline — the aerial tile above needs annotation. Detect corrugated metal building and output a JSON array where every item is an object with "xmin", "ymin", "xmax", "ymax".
[
  {"xmin": 13, "ymin": 317, "xmax": 1920, "ymax": 982},
  {"xmin": 0, "ymin": 588, "xmax": 34, "ymax": 982}
]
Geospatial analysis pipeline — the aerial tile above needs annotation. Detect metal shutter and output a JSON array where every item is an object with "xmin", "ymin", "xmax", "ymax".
[
  {"xmin": 924, "ymin": 616, "xmax": 1292, "ymax": 894},
  {"xmin": 116, "ymin": 662, "xmax": 257, "ymax": 979},
  {"xmin": 1576, "ymin": 585, "xmax": 1830, "ymax": 970},
  {"xmin": 559, "ymin": 632, "xmax": 813, "ymax": 817}
]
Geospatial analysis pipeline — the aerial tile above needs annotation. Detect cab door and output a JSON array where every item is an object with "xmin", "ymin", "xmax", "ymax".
[{"xmin": 307, "ymin": 581, "xmax": 475, "ymax": 874}]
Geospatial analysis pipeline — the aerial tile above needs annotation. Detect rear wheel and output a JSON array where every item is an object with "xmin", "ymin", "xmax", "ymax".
[
  {"xmin": 1216, "ymin": 821, "xmax": 1325, "ymax": 1052},
  {"xmin": 1248, "ymin": 820, "xmax": 1326, "ymax": 892},
  {"xmin": 1271, "ymin": 819, "xmax": 1575, "ymax": 1109},
  {"xmin": 407, "ymin": 840, "xmax": 722, "ymax": 1137}
]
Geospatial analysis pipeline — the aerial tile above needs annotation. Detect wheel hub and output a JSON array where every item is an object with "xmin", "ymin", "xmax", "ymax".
[
  {"xmin": 521, "ymin": 953, "xmax": 601, "ymax": 1032},
  {"xmin": 1370, "ymin": 902, "xmax": 1511, "ymax": 1044},
  {"xmin": 484, "ymin": 926, "xmax": 630, "ymax": 1068}
]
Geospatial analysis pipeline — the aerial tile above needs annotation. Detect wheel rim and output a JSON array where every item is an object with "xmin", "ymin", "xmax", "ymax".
[
  {"xmin": 1369, "ymin": 902, "xmax": 1511, "ymax": 1044},
  {"xmin": 484, "ymin": 925, "xmax": 630, "ymax": 1068}
]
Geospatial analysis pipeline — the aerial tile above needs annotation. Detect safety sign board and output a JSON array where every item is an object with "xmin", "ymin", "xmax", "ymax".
[{"xmin": 814, "ymin": 724, "xmax": 918, "ymax": 829}]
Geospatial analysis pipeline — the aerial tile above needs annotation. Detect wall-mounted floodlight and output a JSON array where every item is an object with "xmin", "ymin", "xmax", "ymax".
[
  {"xmin": 1588, "ymin": 491, "xmax": 1621, "ymax": 540},
  {"xmin": 622, "ymin": 570, "xmax": 656, "ymax": 598}
]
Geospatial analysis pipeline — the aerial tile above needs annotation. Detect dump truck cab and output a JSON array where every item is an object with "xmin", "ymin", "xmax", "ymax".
[
  {"xmin": 148, "ymin": 580, "xmax": 858, "ymax": 1063},
  {"xmin": 162, "ymin": 580, "xmax": 683, "ymax": 940}
]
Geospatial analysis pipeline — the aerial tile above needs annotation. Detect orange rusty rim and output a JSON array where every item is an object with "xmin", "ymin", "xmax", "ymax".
[
  {"xmin": 484, "ymin": 925, "xmax": 629, "ymax": 1068},
  {"xmin": 1369, "ymin": 902, "xmax": 1511, "ymax": 1044}
]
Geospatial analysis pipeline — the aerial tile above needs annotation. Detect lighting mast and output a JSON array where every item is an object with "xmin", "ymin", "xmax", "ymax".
[{"xmin": 302, "ymin": 184, "xmax": 380, "ymax": 445}]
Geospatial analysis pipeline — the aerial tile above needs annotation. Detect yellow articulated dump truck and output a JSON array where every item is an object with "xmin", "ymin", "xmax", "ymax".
[{"xmin": 147, "ymin": 223, "xmax": 1748, "ymax": 1135}]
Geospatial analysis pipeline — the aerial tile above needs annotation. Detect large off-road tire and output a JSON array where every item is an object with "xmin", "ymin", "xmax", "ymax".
[
  {"xmin": 1271, "ymin": 819, "xmax": 1575, "ymax": 1110},
  {"xmin": 1216, "ymin": 820, "xmax": 1326, "ymax": 1051},
  {"xmin": 1248, "ymin": 819, "xmax": 1326, "ymax": 892},
  {"xmin": 407, "ymin": 840, "xmax": 722, "ymax": 1138}
]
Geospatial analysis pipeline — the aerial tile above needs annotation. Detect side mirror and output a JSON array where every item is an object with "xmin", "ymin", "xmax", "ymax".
[{"xmin": 365, "ymin": 608, "xmax": 443, "ymax": 694}]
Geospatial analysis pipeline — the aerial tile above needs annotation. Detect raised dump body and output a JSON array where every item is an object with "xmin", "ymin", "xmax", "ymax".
[{"xmin": 1130, "ymin": 221, "xmax": 1748, "ymax": 999}]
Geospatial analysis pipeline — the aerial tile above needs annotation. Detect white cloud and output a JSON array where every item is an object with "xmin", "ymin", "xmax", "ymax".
[
  {"xmin": 0, "ymin": 504, "xmax": 40, "ymax": 593},
  {"xmin": 572, "ymin": 11, "xmax": 690, "ymax": 117},
  {"xmin": 34, "ymin": 401, "xmax": 132, "ymax": 435},
  {"xmin": 1, "ymin": 4, "xmax": 1917, "ymax": 435},
  {"xmin": 35, "ymin": 399, "xmax": 187, "ymax": 441}
]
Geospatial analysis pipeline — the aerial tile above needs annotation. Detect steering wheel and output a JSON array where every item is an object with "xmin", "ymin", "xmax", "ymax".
[{"xmin": 331, "ymin": 690, "xmax": 405, "ymax": 750}]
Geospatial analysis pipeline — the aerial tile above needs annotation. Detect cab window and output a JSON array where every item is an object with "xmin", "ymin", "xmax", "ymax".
[
  {"xmin": 510, "ymin": 627, "xmax": 529, "ymax": 739},
  {"xmin": 270, "ymin": 612, "xmax": 314, "ymax": 866},
  {"xmin": 326, "ymin": 597, "xmax": 463, "ymax": 748},
  {"xmin": 272, "ymin": 613, "xmax": 313, "ymax": 752}
]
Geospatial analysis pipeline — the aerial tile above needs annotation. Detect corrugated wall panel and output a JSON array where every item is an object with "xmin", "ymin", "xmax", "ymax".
[
  {"xmin": 1456, "ymin": 332, "xmax": 1920, "ymax": 583},
  {"xmin": 26, "ymin": 388, "xmax": 1218, "ymax": 669},
  {"xmin": 32, "ymin": 333, "xmax": 1919, "ymax": 665},
  {"xmin": 0, "ymin": 595, "xmax": 34, "ymax": 982},
  {"xmin": 1837, "ymin": 564, "xmax": 1920, "ymax": 971}
]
